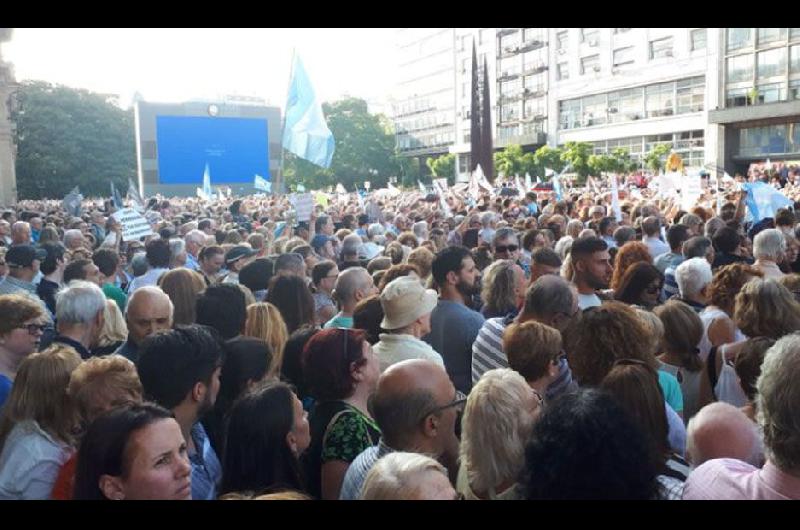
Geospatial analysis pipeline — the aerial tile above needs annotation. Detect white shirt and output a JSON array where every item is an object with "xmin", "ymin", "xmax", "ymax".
[
  {"xmin": 127, "ymin": 267, "xmax": 169, "ymax": 294},
  {"xmin": 577, "ymin": 292, "xmax": 602, "ymax": 310},
  {"xmin": 0, "ymin": 420, "xmax": 72, "ymax": 500},
  {"xmin": 373, "ymin": 333, "xmax": 444, "ymax": 372},
  {"xmin": 644, "ymin": 236, "xmax": 670, "ymax": 260}
]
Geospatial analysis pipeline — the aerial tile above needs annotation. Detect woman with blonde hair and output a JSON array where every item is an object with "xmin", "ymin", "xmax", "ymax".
[
  {"xmin": 158, "ymin": 268, "xmax": 207, "ymax": 326},
  {"xmin": 458, "ymin": 369, "xmax": 541, "ymax": 500},
  {"xmin": 90, "ymin": 299, "xmax": 128, "ymax": 357},
  {"xmin": 610, "ymin": 241, "xmax": 653, "ymax": 291},
  {"xmin": 0, "ymin": 345, "xmax": 82, "ymax": 499},
  {"xmin": 480, "ymin": 260, "xmax": 525, "ymax": 319},
  {"xmin": 245, "ymin": 302, "xmax": 289, "ymax": 377},
  {"xmin": 361, "ymin": 452, "xmax": 456, "ymax": 500},
  {"xmin": 407, "ymin": 246, "xmax": 435, "ymax": 283}
]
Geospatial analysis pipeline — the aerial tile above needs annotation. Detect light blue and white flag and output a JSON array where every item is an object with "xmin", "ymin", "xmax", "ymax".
[
  {"xmin": 551, "ymin": 172, "xmax": 563, "ymax": 201},
  {"xmin": 283, "ymin": 55, "xmax": 335, "ymax": 168},
  {"xmin": 610, "ymin": 174, "xmax": 622, "ymax": 222},
  {"xmin": 524, "ymin": 172, "xmax": 532, "ymax": 190},
  {"xmin": 254, "ymin": 174, "xmax": 271, "ymax": 193},
  {"xmin": 418, "ymin": 180, "xmax": 426, "ymax": 192},
  {"xmin": 203, "ymin": 163, "xmax": 212, "ymax": 200},
  {"xmin": 742, "ymin": 181, "xmax": 793, "ymax": 222}
]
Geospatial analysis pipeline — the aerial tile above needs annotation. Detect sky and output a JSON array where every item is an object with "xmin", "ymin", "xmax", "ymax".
[{"xmin": 2, "ymin": 28, "xmax": 399, "ymax": 112}]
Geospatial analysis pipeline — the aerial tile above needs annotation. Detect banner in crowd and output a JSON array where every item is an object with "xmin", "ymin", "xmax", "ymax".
[
  {"xmin": 610, "ymin": 174, "xmax": 622, "ymax": 222},
  {"xmin": 112, "ymin": 208, "xmax": 155, "ymax": 242},
  {"xmin": 127, "ymin": 179, "xmax": 144, "ymax": 212},
  {"xmin": 742, "ymin": 181, "xmax": 794, "ymax": 222},
  {"xmin": 63, "ymin": 187, "xmax": 83, "ymax": 217},
  {"xmin": 254, "ymin": 174, "xmax": 271, "ymax": 193},
  {"xmin": 290, "ymin": 192, "xmax": 314, "ymax": 222},
  {"xmin": 680, "ymin": 172, "xmax": 703, "ymax": 211}
]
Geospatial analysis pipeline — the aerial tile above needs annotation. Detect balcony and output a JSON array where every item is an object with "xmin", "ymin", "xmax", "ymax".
[
  {"xmin": 496, "ymin": 130, "xmax": 548, "ymax": 148},
  {"xmin": 498, "ymin": 69, "xmax": 521, "ymax": 80},
  {"xmin": 522, "ymin": 87, "xmax": 546, "ymax": 98},
  {"xmin": 518, "ymin": 39, "xmax": 545, "ymax": 53},
  {"xmin": 499, "ymin": 92, "xmax": 523, "ymax": 104},
  {"xmin": 499, "ymin": 46, "xmax": 522, "ymax": 59},
  {"xmin": 522, "ymin": 62, "xmax": 548, "ymax": 75},
  {"xmin": 498, "ymin": 28, "xmax": 519, "ymax": 36}
]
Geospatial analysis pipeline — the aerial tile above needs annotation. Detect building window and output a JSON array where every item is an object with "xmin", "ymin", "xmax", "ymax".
[
  {"xmin": 791, "ymin": 45, "xmax": 800, "ymax": 73},
  {"xmin": 557, "ymin": 62, "xmax": 569, "ymax": 81},
  {"xmin": 756, "ymin": 83, "xmax": 787, "ymax": 104},
  {"xmin": 500, "ymin": 32, "xmax": 521, "ymax": 52},
  {"xmin": 676, "ymin": 77, "xmax": 705, "ymax": 113},
  {"xmin": 556, "ymin": 31, "xmax": 568, "ymax": 51},
  {"xmin": 499, "ymin": 57, "xmax": 520, "ymax": 78},
  {"xmin": 501, "ymin": 103, "xmax": 520, "ymax": 122},
  {"xmin": 739, "ymin": 124, "xmax": 789, "ymax": 157},
  {"xmin": 757, "ymin": 47, "xmax": 787, "ymax": 79},
  {"xmin": 581, "ymin": 28, "xmax": 599, "ymax": 45},
  {"xmin": 523, "ymin": 28, "xmax": 542, "ymax": 43},
  {"xmin": 791, "ymin": 79, "xmax": 800, "ymax": 100},
  {"xmin": 500, "ymin": 78, "xmax": 522, "ymax": 98},
  {"xmin": 479, "ymin": 29, "xmax": 491, "ymax": 45},
  {"xmin": 613, "ymin": 28, "xmax": 631, "ymax": 34},
  {"xmin": 613, "ymin": 47, "xmax": 635, "ymax": 67},
  {"xmin": 728, "ymin": 28, "xmax": 753, "ymax": 52},
  {"xmin": 523, "ymin": 49, "xmax": 545, "ymax": 72},
  {"xmin": 758, "ymin": 28, "xmax": 787, "ymax": 47},
  {"xmin": 691, "ymin": 29, "xmax": 707, "ymax": 51},
  {"xmin": 607, "ymin": 87, "xmax": 644, "ymax": 123},
  {"xmin": 499, "ymin": 124, "xmax": 518, "ymax": 140},
  {"xmin": 580, "ymin": 55, "xmax": 600, "ymax": 75},
  {"xmin": 523, "ymin": 73, "xmax": 545, "ymax": 93},
  {"xmin": 792, "ymin": 29, "xmax": 800, "ymax": 41},
  {"xmin": 649, "ymin": 37, "xmax": 674, "ymax": 60},
  {"xmin": 458, "ymin": 155, "xmax": 470, "ymax": 173},
  {"xmin": 582, "ymin": 94, "xmax": 607, "ymax": 127},
  {"xmin": 559, "ymin": 98, "xmax": 582, "ymax": 129},
  {"xmin": 646, "ymin": 82, "xmax": 674, "ymax": 118},
  {"xmin": 727, "ymin": 54, "xmax": 754, "ymax": 83},
  {"xmin": 522, "ymin": 120, "xmax": 544, "ymax": 136},
  {"xmin": 524, "ymin": 97, "xmax": 545, "ymax": 119}
]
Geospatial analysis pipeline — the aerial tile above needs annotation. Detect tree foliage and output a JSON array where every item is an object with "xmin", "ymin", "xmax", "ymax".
[
  {"xmin": 560, "ymin": 141, "xmax": 593, "ymax": 183},
  {"xmin": 644, "ymin": 143, "xmax": 673, "ymax": 174},
  {"xmin": 426, "ymin": 153, "xmax": 456, "ymax": 183},
  {"xmin": 533, "ymin": 145, "xmax": 566, "ymax": 175},
  {"xmin": 12, "ymin": 81, "xmax": 136, "ymax": 199},
  {"xmin": 284, "ymin": 97, "xmax": 399, "ymax": 191}
]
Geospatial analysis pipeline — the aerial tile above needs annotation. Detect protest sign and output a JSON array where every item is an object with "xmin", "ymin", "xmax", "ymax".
[
  {"xmin": 290, "ymin": 193, "xmax": 314, "ymax": 222},
  {"xmin": 113, "ymin": 208, "xmax": 154, "ymax": 242},
  {"xmin": 680, "ymin": 172, "xmax": 703, "ymax": 210}
]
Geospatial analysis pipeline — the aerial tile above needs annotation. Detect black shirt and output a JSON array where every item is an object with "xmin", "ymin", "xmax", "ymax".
[
  {"xmin": 52, "ymin": 335, "xmax": 92, "ymax": 360},
  {"xmin": 36, "ymin": 278, "xmax": 60, "ymax": 317}
]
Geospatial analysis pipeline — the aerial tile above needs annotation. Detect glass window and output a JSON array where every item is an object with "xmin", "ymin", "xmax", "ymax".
[
  {"xmin": 458, "ymin": 155, "xmax": 469, "ymax": 173},
  {"xmin": 677, "ymin": 77, "xmax": 705, "ymax": 113},
  {"xmin": 727, "ymin": 54, "xmax": 754, "ymax": 83},
  {"xmin": 523, "ymin": 48, "xmax": 546, "ymax": 71},
  {"xmin": 582, "ymin": 94, "xmax": 607, "ymax": 127},
  {"xmin": 501, "ymin": 103, "xmax": 520, "ymax": 122},
  {"xmin": 500, "ymin": 32, "xmax": 521, "ymax": 51},
  {"xmin": 479, "ymin": 29, "xmax": 490, "ymax": 45},
  {"xmin": 499, "ymin": 57, "xmax": 520, "ymax": 77},
  {"xmin": 757, "ymin": 47, "xmax": 787, "ymax": 79},
  {"xmin": 728, "ymin": 28, "xmax": 753, "ymax": 52},
  {"xmin": 581, "ymin": 54, "xmax": 600, "ymax": 75},
  {"xmin": 523, "ymin": 73, "xmax": 545, "ymax": 93},
  {"xmin": 739, "ymin": 124, "xmax": 788, "ymax": 156},
  {"xmin": 758, "ymin": 28, "xmax": 787, "ymax": 46},
  {"xmin": 556, "ymin": 31, "xmax": 568, "ymax": 50},
  {"xmin": 522, "ymin": 120, "xmax": 544, "ymax": 135},
  {"xmin": 646, "ymin": 82, "xmax": 674, "ymax": 117},
  {"xmin": 650, "ymin": 37, "xmax": 674, "ymax": 60},
  {"xmin": 523, "ymin": 28, "xmax": 542, "ymax": 43},
  {"xmin": 500, "ymin": 78, "xmax": 521, "ymax": 98},
  {"xmin": 791, "ymin": 45, "xmax": 800, "ymax": 73},
  {"xmin": 791, "ymin": 79, "xmax": 800, "ymax": 100},
  {"xmin": 613, "ymin": 28, "xmax": 631, "ymax": 34},
  {"xmin": 613, "ymin": 47, "xmax": 635, "ymax": 67},
  {"xmin": 792, "ymin": 29, "xmax": 800, "ymax": 41},
  {"xmin": 581, "ymin": 28, "xmax": 599, "ymax": 44},
  {"xmin": 691, "ymin": 29, "xmax": 707, "ymax": 51},
  {"xmin": 499, "ymin": 124, "xmax": 518, "ymax": 140},
  {"xmin": 559, "ymin": 98, "xmax": 582, "ymax": 129},
  {"xmin": 607, "ymin": 87, "xmax": 644, "ymax": 123},
  {"xmin": 756, "ymin": 83, "xmax": 787, "ymax": 104},
  {"xmin": 557, "ymin": 62, "xmax": 569, "ymax": 81},
  {"xmin": 524, "ymin": 97, "xmax": 545, "ymax": 119}
]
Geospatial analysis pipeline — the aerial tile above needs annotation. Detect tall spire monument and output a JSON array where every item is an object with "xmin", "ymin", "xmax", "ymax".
[{"xmin": 0, "ymin": 28, "xmax": 17, "ymax": 206}]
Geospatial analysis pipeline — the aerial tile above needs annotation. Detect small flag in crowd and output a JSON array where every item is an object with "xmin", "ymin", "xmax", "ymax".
[{"xmin": 254, "ymin": 174, "xmax": 271, "ymax": 193}]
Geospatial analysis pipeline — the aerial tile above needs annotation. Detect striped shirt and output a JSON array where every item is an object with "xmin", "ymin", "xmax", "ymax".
[
  {"xmin": 663, "ymin": 266, "xmax": 679, "ymax": 300},
  {"xmin": 471, "ymin": 314, "xmax": 576, "ymax": 399},
  {"xmin": 338, "ymin": 440, "xmax": 393, "ymax": 500}
]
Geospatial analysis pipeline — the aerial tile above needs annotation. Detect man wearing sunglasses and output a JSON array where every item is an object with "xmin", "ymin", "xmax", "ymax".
[
  {"xmin": 339, "ymin": 359, "xmax": 461, "ymax": 500},
  {"xmin": 493, "ymin": 227, "xmax": 531, "ymax": 278}
]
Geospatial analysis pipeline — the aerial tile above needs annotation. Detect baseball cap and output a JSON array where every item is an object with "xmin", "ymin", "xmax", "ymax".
[
  {"xmin": 225, "ymin": 245, "xmax": 258, "ymax": 265},
  {"xmin": 6, "ymin": 245, "xmax": 47, "ymax": 268},
  {"xmin": 380, "ymin": 276, "xmax": 438, "ymax": 330}
]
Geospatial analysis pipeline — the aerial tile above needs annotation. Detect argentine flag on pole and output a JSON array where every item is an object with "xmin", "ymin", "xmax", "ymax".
[
  {"xmin": 741, "ymin": 181, "xmax": 793, "ymax": 222},
  {"xmin": 254, "ymin": 174, "xmax": 271, "ymax": 193},
  {"xmin": 550, "ymin": 171, "xmax": 563, "ymax": 201},
  {"xmin": 203, "ymin": 163, "xmax": 213, "ymax": 199},
  {"xmin": 283, "ymin": 55, "xmax": 335, "ymax": 168}
]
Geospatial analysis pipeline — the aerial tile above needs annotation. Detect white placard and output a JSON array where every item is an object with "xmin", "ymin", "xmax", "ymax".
[
  {"xmin": 113, "ymin": 208, "xmax": 154, "ymax": 242},
  {"xmin": 291, "ymin": 193, "xmax": 314, "ymax": 222},
  {"xmin": 434, "ymin": 178, "xmax": 449, "ymax": 191},
  {"xmin": 364, "ymin": 181, "xmax": 371, "ymax": 190},
  {"xmin": 681, "ymin": 173, "xmax": 703, "ymax": 210}
]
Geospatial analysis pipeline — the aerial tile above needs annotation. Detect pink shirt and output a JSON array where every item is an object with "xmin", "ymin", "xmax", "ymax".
[{"xmin": 683, "ymin": 459, "xmax": 800, "ymax": 500}]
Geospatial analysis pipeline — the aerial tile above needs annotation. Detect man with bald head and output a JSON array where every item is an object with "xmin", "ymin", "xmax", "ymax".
[
  {"xmin": 686, "ymin": 402, "xmax": 763, "ymax": 468},
  {"xmin": 114, "ymin": 285, "xmax": 174, "ymax": 363},
  {"xmin": 10, "ymin": 222, "xmax": 31, "ymax": 246},
  {"xmin": 324, "ymin": 267, "xmax": 377, "ymax": 329},
  {"xmin": 339, "ymin": 359, "xmax": 461, "ymax": 499},
  {"xmin": 472, "ymin": 274, "xmax": 578, "ymax": 399}
]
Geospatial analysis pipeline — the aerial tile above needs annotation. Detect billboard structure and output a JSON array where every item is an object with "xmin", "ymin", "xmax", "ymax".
[{"xmin": 134, "ymin": 100, "xmax": 281, "ymax": 197}]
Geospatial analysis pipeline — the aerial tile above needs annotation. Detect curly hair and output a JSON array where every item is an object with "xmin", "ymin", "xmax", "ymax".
[
  {"xmin": 614, "ymin": 262, "xmax": 663, "ymax": 307},
  {"xmin": 707, "ymin": 263, "xmax": 763, "ymax": 313},
  {"xmin": 565, "ymin": 301, "xmax": 657, "ymax": 387},
  {"xmin": 378, "ymin": 263, "xmax": 420, "ymax": 292},
  {"xmin": 735, "ymin": 279, "xmax": 800, "ymax": 339},
  {"xmin": 610, "ymin": 242, "xmax": 653, "ymax": 291},
  {"xmin": 383, "ymin": 241, "xmax": 405, "ymax": 265},
  {"xmin": 480, "ymin": 260, "xmax": 519, "ymax": 318},
  {"xmin": 522, "ymin": 388, "xmax": 660, "ymax": 500}
]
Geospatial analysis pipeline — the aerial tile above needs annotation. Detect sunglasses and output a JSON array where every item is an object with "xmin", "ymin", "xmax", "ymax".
[
  {"xmin": 17, "ymin": 323, "xmax": 47, "ymax": 335},
  {"xmin": 495, "ymin": 244, "xmax": 518, "ymax": 253}
]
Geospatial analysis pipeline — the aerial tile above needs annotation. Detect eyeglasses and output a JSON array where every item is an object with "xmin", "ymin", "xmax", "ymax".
[
  {"xmin": 420, "ymin": 396, "xmax": 467, "ymax": 422},
  {"xmin": 17, "ymin": 323, "xmax": 47, "ymax": 335},
  {"xmin": 495, "ymin": 244, "xmax": 518, "ymax": 254}
]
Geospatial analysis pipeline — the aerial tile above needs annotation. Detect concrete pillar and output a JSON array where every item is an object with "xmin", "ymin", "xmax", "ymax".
[{"xmin": 0, "ymin": 28, "xmax": 17, "ymax": 206}]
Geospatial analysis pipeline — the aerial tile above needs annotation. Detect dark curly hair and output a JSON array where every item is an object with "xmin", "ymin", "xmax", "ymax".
[
  {"xmin": 614, "ymin": 262, "xmax": 664, "ymax": 308},
  {"xmin": 707, "ymin": 263, "xmax": 763, "ymax": 314},
  {"xmin": 522, "ymin": 388, "xmax": 660, "ymax": 500},
  {"xmin": 610, "ymin": 241, "xmax": 652, "ymax": 291}
]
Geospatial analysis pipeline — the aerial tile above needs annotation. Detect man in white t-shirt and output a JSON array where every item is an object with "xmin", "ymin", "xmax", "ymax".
[{"xmin": 570, "ymin": 236, "xmax": 612, "ymax": 310}]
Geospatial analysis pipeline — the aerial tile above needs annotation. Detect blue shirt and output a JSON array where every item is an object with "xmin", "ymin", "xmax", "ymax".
[
  {"xmin": 324, "ymin": 314, "xmax": 354, "ymax": 329},
  {"xmin": 424, "ymin": 300, "xmax": 485, "ymax": 394},
  {"xmin": 339, "ymin": 440, "xmax": 393, "ymax": 500},
  {"xmin": 189, "ymin": 422, "xmax": 222, "ymax": 500},
  {"xmin": 185, "ymin": 253, "xmax": 200, "ymax": 271},
  {"xmin": 0, "ymin": 374, "xmax": 12, "ymax": 410}
]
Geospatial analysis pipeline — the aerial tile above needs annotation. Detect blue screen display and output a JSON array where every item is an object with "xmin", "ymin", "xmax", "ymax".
[{"xmin": 155, "ymin": 116, "xmax": 270, "ymax": 184}]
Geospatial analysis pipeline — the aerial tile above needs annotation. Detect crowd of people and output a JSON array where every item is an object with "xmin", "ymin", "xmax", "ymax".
[{"xmin": 1, "ymin": 170, "xmax": 800, "ymax": 500}]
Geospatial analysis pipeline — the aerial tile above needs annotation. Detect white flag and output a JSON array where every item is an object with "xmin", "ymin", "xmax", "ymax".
[{"xmin": 610, "ymin": 174, "xmax": 622, "ymax": 222}]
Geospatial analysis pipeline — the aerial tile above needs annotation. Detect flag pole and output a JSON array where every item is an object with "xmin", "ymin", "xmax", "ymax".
[{"xmin": 279, "ymin": 48, "xmax": 297, "ymax": 195}]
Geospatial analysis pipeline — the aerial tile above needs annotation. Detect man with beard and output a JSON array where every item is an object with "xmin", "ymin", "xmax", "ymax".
[
  {"xmin": 423, "ymin": 246, "xmax": 484, "ymax": 394},
  {"xmin": 570, "ymin": 236, "xmax": 613, "ymax": 310},
  {"xmin": 136, "ymin": 324, "xmax": 223, "ymax": 500}
]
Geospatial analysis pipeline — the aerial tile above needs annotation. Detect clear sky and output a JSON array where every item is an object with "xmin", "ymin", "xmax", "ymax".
[{"xmin": 2, "ymin": 28, "xmax": 399, "ymax": 112}]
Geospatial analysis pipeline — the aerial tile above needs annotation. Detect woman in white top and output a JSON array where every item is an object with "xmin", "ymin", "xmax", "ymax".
[
  {"xmin": 697, "ymin": 264, "xmax": 762, "ymax": 407},
  {"xmin": 655, "ymin": 300, "xmax": 707, "ymax": 422},
  {"xmin": 0, "ymin": 345, "xmax": 82, "ymax": 499}
]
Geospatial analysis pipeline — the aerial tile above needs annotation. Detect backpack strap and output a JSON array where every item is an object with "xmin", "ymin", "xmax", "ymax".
[{"xmin": 706, "ymin": 345, "xmax": 719, "ymax": 400}]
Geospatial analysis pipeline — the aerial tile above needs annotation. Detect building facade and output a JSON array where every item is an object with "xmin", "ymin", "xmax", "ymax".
[
  {"xmin": 709, "ymin": 28, "xmax": 800, "ymax": 175},
  {"xmin": 0, "ymin": 28, "xmax": 17, "ymax": 206}
]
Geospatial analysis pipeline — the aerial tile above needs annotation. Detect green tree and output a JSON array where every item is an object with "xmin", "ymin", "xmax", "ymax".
[
  {"xmin": 397, "ymin": 156, "xmax": 421, "ymax": 188},
  {"xmin": 533, "ymin": 145, "xmax": 565, "ymax": 176},
  {"xmin": 494, "ymin": 144, "xmax": 526, "ymax": 178},
  {"xmin": 609, "ymin": 147, "xmax": 639, "ymax": 174},
  {"xmin": 587, "ymin": 154, "xmax": 616, "ymax": 176},
  {"xmin": 644, "ymin": 143, "xmax": 672, "ymax": 174},
  {"xmin": 12, "ymin": 81, "xmax": 136, "ymax": 199},
  {"xmin": 426, "ymin": 153, "xmax": 456, "ymax": 183},
  {"xmin": 285, "ymin": 97, "xmax": 399, "ymax": 191},
  {"xmin": 560, "ymin": 141, "xmax": 593, "ymax": 183}
]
